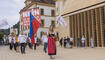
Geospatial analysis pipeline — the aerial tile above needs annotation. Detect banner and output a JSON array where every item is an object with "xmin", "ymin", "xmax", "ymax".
[
  {"xmin": 21, "ymin": 8, "xmax": 41, "ymax": 29},
  {"xmin": 57, "ymin": 15, "xmax": 67, "ymax": 27}
]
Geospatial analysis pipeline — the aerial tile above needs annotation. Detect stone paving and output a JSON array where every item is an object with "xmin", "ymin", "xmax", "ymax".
[{"xmin": 0, "ymin": 45, "xmax": 105, "ymax": 60}]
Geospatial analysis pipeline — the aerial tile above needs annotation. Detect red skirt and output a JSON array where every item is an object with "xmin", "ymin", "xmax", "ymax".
[{"xmin": 48, "ymin": 37, "xmax": 56, "ymax": 55}]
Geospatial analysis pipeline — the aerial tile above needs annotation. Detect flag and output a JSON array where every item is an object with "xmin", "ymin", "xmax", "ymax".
[
  {"xmin": 57, "ymin": 15, "xmax": 67, "ymax": 27},
  {"xmin": 0, "ymin": 19, "xmax": 8, "ymax": 27},
  {"xmin": 30, "ymin": 12, "xmax": 41, "ymax": 44}
]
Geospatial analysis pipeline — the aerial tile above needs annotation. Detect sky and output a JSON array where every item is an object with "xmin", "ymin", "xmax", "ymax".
[{"xmin": 0, "ymin": 0, "xmax": 25, "ymax": 29}]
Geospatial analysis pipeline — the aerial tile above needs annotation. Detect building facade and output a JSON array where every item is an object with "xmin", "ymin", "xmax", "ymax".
[
  {"xmin": 20, "ymin": 0, "xmax": 56, "ymax": 38},
  {"xmin": 56, "ymin": 0, "xmax": 105, "ymax": 47}
]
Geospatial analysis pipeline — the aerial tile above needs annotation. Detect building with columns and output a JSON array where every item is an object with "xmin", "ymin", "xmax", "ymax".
[
  {"xmin": 19, "ymin": 0, "xmax": 56, "ymax": 38},
  {"xmin": 56, "ymin": 0, "xmax": 105, "ymax": 47}
]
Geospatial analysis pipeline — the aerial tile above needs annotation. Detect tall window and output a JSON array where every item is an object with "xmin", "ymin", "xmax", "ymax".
[
  {"xmin": 101, "ymin": 7, "xmax": 105, "ymax": 24},
  {"xmin": 104, "ymin": 29, "xmax": 105, "ymax": 46},
  {"xmin": 51, "ymin": 10, "xmax": 55, "ymax": 16},
  {"xmin": 51, "ymin": 20, "xmax": 55, "ymax": 27},
  {"xmin": 40, "ymin": 9, "xmax": 44, "ymax": 15},
  {"xmin": 41, "ymin": 20, "xmax": 44, "ymax": 27}
]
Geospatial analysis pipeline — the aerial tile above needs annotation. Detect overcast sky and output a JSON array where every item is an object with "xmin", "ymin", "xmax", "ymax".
[{"xmin": 0, "ymin": 0, "xmax": 25, "ymax": 29}]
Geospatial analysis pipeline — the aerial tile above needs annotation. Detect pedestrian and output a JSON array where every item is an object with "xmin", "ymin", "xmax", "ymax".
[
  {"xmin": 13, "ymin": 35, "xmax": 16, "ymax": 51},
  {"xmin": 8, "ymin": 35, "xmax": 13, "ymax": 50},
  {"xmin": 90, "ymin": 37, "xmax": 94, "ymax": 48},
  {"xmin": 48, "ymin": 25, "xmax": 56, "ymax": 59},
  {"xmin": 59, "ymin": 38, "xmax": 63, "ymax": 47},
  {"xmin": 66, "ymin": 36, "xmax": 70, "ymax": 48},
  {"xmin": 15, "ymin": 35, "xmax": 19, "ymax": 52},
  {"xmin": 41, "ymin": 32, "xmax": 48, "ymax": 53},
  {"xmin": 77, "ymin": 37, "xmax": 81, "ymax": 47},
  {"xmin": 27, "ymin": 34, "xmax": 32, "ymax": 49},
  {"xmin": 70, "ymin": 36, "xmax": 73, "ymax": 48},
  {"xmin": 19, "ymin": 32, "xmax": 27, "ymax": 54},
  {"xmin": 3, "ymin": 35, "xmax": 6, "ymax": 45},
  {"xmin": 81, "ymin": 35, "xmax": 85, "ymax": 48},
  {"xmin": 34, "ymin": 36, "xmax": 38, "ymax": 50},
  {"xmin": 64, "ymin": 37, "xmax": 67, "ymax": 48}
]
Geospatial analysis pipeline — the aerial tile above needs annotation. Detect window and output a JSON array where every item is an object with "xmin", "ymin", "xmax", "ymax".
[
  {"xmin": 51, "ymin": 10, "xmax": 55, "ymax": 16},
  {"xmin": 41, "ymin": 20, "xmax": 44, "ymax": 27},
  {"xmin": 51, "ymin": 20, "xmax": 55, "ymax": 27},
  {"xmin": 104, "ymin": 29, "xmax": 105, "ymax": 46},
  {"xmin": 40, "ymin": 9, "xmax": 44, "ymax": 15},
  {"xmin": 101, "ymin": 7, "xmax": 105, "ymax": 24}
]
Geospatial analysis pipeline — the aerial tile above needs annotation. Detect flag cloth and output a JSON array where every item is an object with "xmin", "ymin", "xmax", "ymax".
[
  {"xmin": 57, "ymin": 15, "xmax": 67, "ymax": 27},
  {"xmin": 30, "ymin": 12, "xmax": 41, "ymax": 44},
  {"xmin": 0, "ymin": 19, "xmax": 8, "ymax": 27}
]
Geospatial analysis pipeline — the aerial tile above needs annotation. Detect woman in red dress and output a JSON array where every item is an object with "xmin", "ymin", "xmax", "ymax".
[{"xmin": 48, "ymin": 25, "xmax": 56, "ymax": 59}]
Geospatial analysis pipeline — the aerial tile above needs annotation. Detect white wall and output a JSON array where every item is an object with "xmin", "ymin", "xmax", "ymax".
[{"xmin": 37, "ymin": 5, "xmax": 55, "ymax": 16}]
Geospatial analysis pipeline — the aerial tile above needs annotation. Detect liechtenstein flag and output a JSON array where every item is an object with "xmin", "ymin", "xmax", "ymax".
[{"xmin": 30, "ymin": 12, "xmax": 41, "ymax": 44}]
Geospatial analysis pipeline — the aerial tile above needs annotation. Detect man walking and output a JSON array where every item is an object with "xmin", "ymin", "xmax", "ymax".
[
  {"xmin": 41, "ymin": 32, "xmax": 48, "ymax": 53},
  {"xmin": 19, "ymin": 32, "xmax": 27, "ymax": 54}
]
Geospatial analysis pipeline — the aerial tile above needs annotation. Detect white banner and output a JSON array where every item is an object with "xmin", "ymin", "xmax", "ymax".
[{"xmin": 57, "ymin": 15, "xmax": 67, "ymax": 27}]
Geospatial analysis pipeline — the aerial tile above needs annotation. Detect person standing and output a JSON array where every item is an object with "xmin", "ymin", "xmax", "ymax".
[
  {"xmin": 70, "ymin": 36, "xmax": 73, "ymax": 48},
  {"xmin": 3, "ymin": 35, "xmax": 6, "ymax": 45},
  {"xmin": 19, "ymin": 32, "xmax": 27, "ymax": 54},
  {"xmin": 48, "ymin": 25, "xmax": 56, "ymax": 59},
  {"xmin": 8, "ymin": 35, "xmax": 13, "ymax": 50},
  {"xmin": 77, "ymin": 37, "xmax": 81, "ymax": 47},
  {"xmin": 81, "ymin": 35, "xmax": 85, "ymax": 48},
  {"xmin": 41, "ymin": 32, "xmax": 48, "ymax": 53},
  {"xmin": 90, "ymin": 37, "xmax": 94, "ymax": 48},
  {"xmin": 59, "ymin": 38, "xmax": 63, "ymax": 47},
  {"xmin": 34, "ymin": 36, "xmax": 38, "ymax": 50},
  {"xmin": 16, "ymin": 35, "xmax": 19, "ymax": 52},
  {"xmin": 27, "ymin": 35, "xmax": 32, "ymax": 49},
  {"xmin": 64, "ymin": 37, "xmax": 67, "ymax": 48},
  {"xmin": 66, "ymin": 36, "xmax": 70, "ymax": 48},
  {"xmin": 13, "ymin": 35, "xmax": 16, "ymax": 51}
]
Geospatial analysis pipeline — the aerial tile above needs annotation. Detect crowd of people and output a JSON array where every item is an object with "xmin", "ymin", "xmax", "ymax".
[
  {"xmin": 6, "ymin": 25, "xmax": 56, "ymax": 59},
  {"xmin": 8, "ymin": 32, "xmax": 41, "ymax": 54},
  {"xmin": 2, "ymin": 25, "xmax": 94, "ymax": 59},
  {"xmin": 59, "ymin": 35, "xmax": 94, "ymax": 48}
]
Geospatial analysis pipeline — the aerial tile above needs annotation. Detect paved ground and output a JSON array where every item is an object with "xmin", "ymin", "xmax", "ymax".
[{"xmin": 0, "ymin": 45, "xmax": 105, "ymax": 60}]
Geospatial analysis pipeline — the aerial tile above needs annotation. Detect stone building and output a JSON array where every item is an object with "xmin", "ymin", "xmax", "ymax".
[
  {"xmin": 56, "ymin": 0, "xmax": 105, "ymax": 47},
  {"xmin": 19, "ymin": 0, "xmax": 56, "ymax": 38}
]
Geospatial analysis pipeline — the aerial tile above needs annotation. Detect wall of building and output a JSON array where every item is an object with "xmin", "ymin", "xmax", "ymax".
[
  {"xmin": 56, "ymin": 0, "xmax": 105, "ymax": 47},
  {"xmin": 20, "ymin": 2, "xmax": 56, "ymax": 38},
  {"xmin": 62, "ymin": 0, "xmax": 105, "ymax": 14}
]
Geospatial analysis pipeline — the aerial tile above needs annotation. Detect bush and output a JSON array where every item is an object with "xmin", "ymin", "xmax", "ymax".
[{"xmin": 0, "ymin": 32, "xmax": 4, "ymax": 43}]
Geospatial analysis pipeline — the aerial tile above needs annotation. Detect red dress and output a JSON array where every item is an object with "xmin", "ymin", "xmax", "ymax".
[{"xmin": 48, "ymin": 34, "xmax": 56, "ymax": 55}]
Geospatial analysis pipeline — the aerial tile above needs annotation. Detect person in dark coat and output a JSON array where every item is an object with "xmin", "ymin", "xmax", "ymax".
[
  {"xmin": 64, "ymin": 37, "xmax": 67, "ymax": 48},
  {"xmin": 59, "ymin": 38, "xmax": 63, "ymax": 47}
]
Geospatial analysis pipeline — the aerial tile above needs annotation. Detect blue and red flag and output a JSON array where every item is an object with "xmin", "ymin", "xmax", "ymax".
[{"xmin": 30, "ymin": 11, "xmax": 41, "ymax": 44}]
